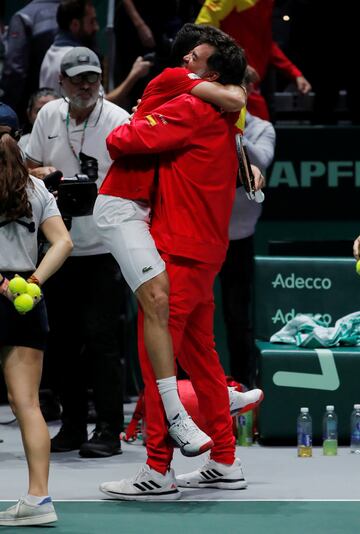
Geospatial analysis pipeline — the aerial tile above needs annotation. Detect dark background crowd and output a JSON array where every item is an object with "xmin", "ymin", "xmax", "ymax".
[{"xmin": 0, "ymin": 0, "xmax": 359, "ymax": 128}]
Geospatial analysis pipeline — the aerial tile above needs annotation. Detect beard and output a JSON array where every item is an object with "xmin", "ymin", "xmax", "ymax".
[{"xmin": 69, "ymin": 91, "xmax": 99, "ymax": 110}]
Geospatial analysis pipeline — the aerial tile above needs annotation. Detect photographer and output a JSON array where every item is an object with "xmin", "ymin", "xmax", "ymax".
[{"xmin": 25, "ymin": 47, "xmax": 129, "ymax": 458}]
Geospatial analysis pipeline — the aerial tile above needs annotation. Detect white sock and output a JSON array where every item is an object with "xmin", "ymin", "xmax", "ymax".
[
  {"xmin": 24, "ymin": 494, "xmax": 50, "ymax": 505},
  {"xmin": 156, "ymin": 376, "xmax": 187, "ymax": 423}
]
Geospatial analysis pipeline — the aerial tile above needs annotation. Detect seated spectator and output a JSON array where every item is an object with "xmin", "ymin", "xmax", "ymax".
[{"xmin": 18, "ymin": 88, "xmax": 59, "ymax": 155}]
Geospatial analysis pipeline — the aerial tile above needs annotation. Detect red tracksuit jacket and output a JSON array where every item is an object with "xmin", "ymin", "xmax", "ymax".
[{"xmin": 104, "ymin": 93, "xmax": 238, "ymax": 266}]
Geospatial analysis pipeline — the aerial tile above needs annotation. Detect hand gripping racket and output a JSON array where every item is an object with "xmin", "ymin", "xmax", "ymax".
[{"xmin": 235, "ymin": 133, "xmax": 265, "ymax": 203}]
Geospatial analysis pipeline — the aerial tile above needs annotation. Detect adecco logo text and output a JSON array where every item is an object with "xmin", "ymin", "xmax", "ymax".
[
  {"xmin": 271, "ymin": 309, "xmax": 332, "ymax": 325},
  {"xmin": 272, "ymin": 273, "xmax": 332, "ymax": 290}
]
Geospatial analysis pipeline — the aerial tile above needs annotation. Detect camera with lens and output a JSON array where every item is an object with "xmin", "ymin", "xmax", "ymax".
[{"xmin": 44, "ymin": 152, "xmax": 98, "ymax": 220}]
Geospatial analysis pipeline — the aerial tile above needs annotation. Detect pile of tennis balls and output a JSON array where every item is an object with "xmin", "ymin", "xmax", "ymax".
[{"xmin": 8, "ymin": 276, "xmax": 42, "ymax": 314}]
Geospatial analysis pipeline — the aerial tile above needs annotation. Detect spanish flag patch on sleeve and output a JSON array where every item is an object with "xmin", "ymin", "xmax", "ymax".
[{"xmin": 145, "ymin": 114, "xmax": 157, "ymax": 126}]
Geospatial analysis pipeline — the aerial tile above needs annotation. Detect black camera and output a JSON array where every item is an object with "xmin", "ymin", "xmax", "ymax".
[{"xmin": 43, "ymin": 152, "xmax": 98, "ymax": 219}]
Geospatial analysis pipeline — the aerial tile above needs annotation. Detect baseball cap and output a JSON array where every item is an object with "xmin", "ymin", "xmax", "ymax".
[
  {"xmin": 60, "ymin": 47, "xmax": 102, "ymax": 77},
  {"xmin": 0, "ymin": 102, "xmax": 19, "ymax": 130}
]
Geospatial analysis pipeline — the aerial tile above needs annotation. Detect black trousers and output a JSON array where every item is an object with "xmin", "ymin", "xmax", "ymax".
[
  {"xmin": 43, "ymin": 254, "xmax": 125, "ymax": 434},
  {"xmin": 219, "ymin": 236, "xmax": 258, "ymax": 388}
]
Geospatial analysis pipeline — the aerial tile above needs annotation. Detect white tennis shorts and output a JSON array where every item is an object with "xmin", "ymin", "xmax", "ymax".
[{"xmin": 93, "ymin": 195, "xmax": 165, "ymax": 292}]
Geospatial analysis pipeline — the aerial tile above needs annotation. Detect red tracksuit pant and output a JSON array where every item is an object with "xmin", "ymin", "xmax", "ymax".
[{"xmin": 137, "ymin": 254, "xmax": 236, "ymax": 474}]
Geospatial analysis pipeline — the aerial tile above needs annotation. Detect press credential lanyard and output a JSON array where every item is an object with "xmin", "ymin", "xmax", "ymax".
[{"xmin": 66, "ymin": 110, "xmax": 88, "ymax": 164}]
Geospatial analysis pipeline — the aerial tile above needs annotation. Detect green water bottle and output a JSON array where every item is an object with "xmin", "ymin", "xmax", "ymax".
[
  {"xmin": 322, "ymin": 405, "xmax": 338, "ymax": 456},
  {"xmin": 237, "ymin": 411, "xmax": 253, "ymax": 446}
]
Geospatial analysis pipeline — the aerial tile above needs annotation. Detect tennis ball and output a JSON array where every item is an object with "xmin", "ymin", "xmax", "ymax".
[
  {"xmin": 8, "ymin": 276, "xmax": 28, "ymax": 295},
  {"xmin": 356, "ymin": 260, "xmax": 360, "ymax": 275},
  {"xmin": 26, "ymin": 282, "xmax": 42, "ymax": 300},
  {"xmin": 14, "ymin": 293, "xmax": 34, "ymax": 314}
]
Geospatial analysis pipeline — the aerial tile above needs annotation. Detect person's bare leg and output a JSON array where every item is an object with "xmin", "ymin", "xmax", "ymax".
[
  {"xmin": 135, "ymin": 270, "xmax": 174, "ymax": 379},
  {"xmin": 1, "ymin": 346, "xmax": 50, "ymax": 496}
]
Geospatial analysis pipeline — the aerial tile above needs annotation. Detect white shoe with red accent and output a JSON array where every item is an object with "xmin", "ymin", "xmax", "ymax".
[
  {"xmin": 228, "ymin": 387, "xmax": 264, "ymax": 416},
  {"xmin": 168, "ymin": 412, "xmax": 214, "ymax": 457},
  {"xmin": 100, "ymin": 465, "xmax": 181, "ymax": 501},
  {"xmin": 176, "ymin": 457, "xmax": 247, "ymax": 490}
]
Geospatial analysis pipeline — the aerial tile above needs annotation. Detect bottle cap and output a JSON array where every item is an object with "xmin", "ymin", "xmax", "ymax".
[
  {"xmin": 354, "ymin": 404, "xmax": 360, "ymax": 410},
  {"xmin": 300, "ymin": 407, "xmax": 309, "ymax": 413},
  {"xmin": 326, "ymin": 405, "xmax": 334, "ymax": 411}
]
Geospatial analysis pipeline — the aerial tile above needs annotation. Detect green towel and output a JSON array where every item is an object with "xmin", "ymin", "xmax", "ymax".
[{"xmin": 270, "ymin": 312, "xmax": 360, "ymax": 348}]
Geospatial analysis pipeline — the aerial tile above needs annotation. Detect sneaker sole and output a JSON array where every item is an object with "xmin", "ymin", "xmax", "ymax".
[
  {"xmin": 230, "ymin": 390, "xmax": 264, "ymax": 417},
  {"xmin": 177, "ymin": 478, "xmax": 248, "ymax": 490},
  {"xmin": 0, "ymin": 512, "xmax": 58, "ymax": 526},
  {"xmin": 180, "ymin": 439, "xmax": 214, "ymax": 458},
  {"xmin": 100, "ymin": 487, "xmax": 181, "ymax": 502}
]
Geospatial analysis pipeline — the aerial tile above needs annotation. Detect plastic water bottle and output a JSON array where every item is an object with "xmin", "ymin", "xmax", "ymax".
[
  {"xmin": 350, "ymin": 404, "xmax": 360, "ymax": 454},
  {"xmin": 297, "ymin": 407, "xmax": 312, "ymax": 457},
  {"xmin": 322, "ymin": 405, "xmax": 338, "ymax": 456}
]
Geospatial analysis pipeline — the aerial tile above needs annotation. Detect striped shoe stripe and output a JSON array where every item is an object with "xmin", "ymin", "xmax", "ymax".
[{"xmin": 133, "ymin": 480, "xmax": 162, "ymax": 492}]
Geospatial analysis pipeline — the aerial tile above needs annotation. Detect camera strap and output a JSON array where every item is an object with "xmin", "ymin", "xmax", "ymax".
[{"xmin": 65, "ymin": 111, "xmax": 89, "ymax": 164}]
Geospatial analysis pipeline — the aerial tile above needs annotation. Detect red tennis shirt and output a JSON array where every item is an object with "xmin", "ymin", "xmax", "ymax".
[{"xmin": 99, "ymin": 67, "xmax": 203, "ymax": 201}]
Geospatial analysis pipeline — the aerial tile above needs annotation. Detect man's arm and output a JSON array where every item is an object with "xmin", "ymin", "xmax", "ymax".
[
  {"xmin": 106, "ymin": 56, "xmax": 153, "ymax": 106},
  {"xmin": 191, "ymin": 81, "xmax": 247, "ymax": 112},
  {"xmin": 123, "ymin": 0, "xmax": 155, "ymax": 48},
  {"xmin": 270, "ymin": 42, "xmax": 312, "ymax": 94},
  {"xmin": 107, "ymin": 95, "xmax": 200, "ymax": 159}
]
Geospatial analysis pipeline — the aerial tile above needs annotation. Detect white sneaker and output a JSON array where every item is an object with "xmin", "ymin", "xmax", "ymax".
[
  {"xmin": 100, "ymin": 464, "xmax": 181, "ymax": 501},
  {"xmin": 0, "ymin": 497, "xmax": 58, "ymax": 526},
  {"xmin": 176, "ymin": 457, "xmax": 247, "ymax": 490},
  {"xmin": 168, "ymin": 412, "xmax": 214, "ymax": 457},
  {"xmin": 228, "ymin": 387, "xmax": 264, "ymax": 417}
]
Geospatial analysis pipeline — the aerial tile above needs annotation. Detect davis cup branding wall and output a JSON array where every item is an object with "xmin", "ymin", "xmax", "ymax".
[{"xmin": 263, "ymin": 126, "xmax": 360, "ymax": 220}]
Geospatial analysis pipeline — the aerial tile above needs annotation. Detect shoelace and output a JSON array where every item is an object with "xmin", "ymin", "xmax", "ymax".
[
  {"xmin": 171, "ymin": 416, "xmax": 204, "ymax": 440},
  {"xmin": 131, "ymin": 465, "xmax": 151, "ymax": 484}
]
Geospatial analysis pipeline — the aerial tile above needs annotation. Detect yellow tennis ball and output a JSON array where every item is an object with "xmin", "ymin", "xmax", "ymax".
[
  {"xmin": 8, "ymin": 276, "xmax": 28, "ymax": 295},
  {"xmin": 356, "ymin": 260, "xmax": 360, "ymax": 275},
  {"xmin": 26, "ymin": 282, "xmax": 42, "ymax": 300},
  {"xmin": 14, "ymin": 293, "xmax": 34, "ymax": 314}
]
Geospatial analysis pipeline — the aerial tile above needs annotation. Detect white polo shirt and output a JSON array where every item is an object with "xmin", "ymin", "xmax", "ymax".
[{"xmin": 26, "ymin": 97, "xmax": 129, "ymax": 256}]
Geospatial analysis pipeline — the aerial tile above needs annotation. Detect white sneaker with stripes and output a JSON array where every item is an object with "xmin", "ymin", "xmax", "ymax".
[
  {"xmin": 176, "ymin": 458, "xmax": 247, "ymax": 490},
  {"xmin": 168, "ymin": 412, "xmax": 214, "ymax": 457},
  {"xmin": 99, "ymin": 464, "xmax": 181, "ymax": 501},
  {"xmin": 228, "ymin": 387, "xmax": 264, "ymax": 417}
]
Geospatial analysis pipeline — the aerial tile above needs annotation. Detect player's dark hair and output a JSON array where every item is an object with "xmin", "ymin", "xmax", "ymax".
[
  {"xmin": 198, "ymin": 30, "xmax": 247, "ymax": 85},
  {"xmin": 171, "ymin": 23, "xmax": 246, "ymax": 85}
]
